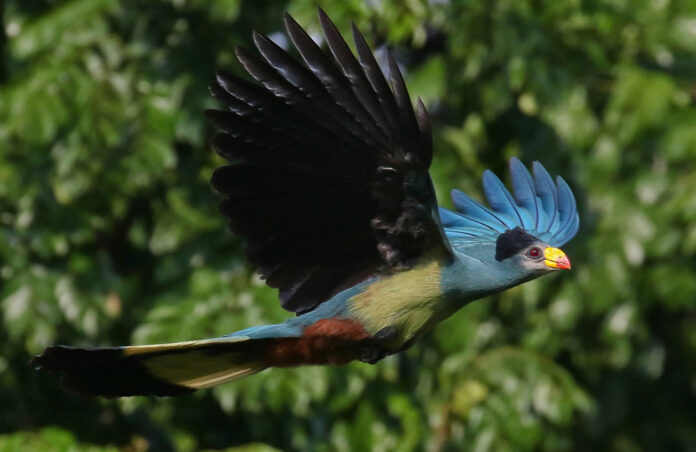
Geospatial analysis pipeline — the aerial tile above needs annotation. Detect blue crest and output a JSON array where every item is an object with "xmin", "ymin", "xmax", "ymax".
[{"xmin": 441, "ymin": 158, "xmax": 580, "ymax": 247}]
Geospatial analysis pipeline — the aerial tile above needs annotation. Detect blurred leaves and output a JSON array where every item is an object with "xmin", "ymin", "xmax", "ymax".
[
  {"xmin": 0, "ymin": 427, "xmax": 121, "ymax": 452},
  {"xmin": 1, "ymin": 0, "xmax": 695, "ymax": 451}
]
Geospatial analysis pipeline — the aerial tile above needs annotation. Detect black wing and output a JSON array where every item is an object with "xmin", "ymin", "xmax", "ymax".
[{"xmin": 208, "ymin": 10, "xmax": 453, "ymax": 314}]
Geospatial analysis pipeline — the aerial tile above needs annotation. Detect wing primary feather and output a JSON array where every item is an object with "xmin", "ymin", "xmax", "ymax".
[
  {"xmin": 282, "ymin": 13, "xmax": 388, "ymax": 149},
  {"xmin": 351, "ymin": 23, "xmax": 406, "ymax": 155},
  {"xmin": 209, "ymin": 82, "xmax": 253, "ymax": 114},
  {"xmin": 215, "ymin": 72, "xmax": 322, "ymax": 139},
  {"xmin": 249, "ymin": 32, "xmax": 379, "ymax": 151},
  {"xmin": 204, "ymin": 109, "xmax": 282, "ymax": 143},
  {"xmin": 210, "ymin": 132, "xmax": 356, "ymax": 177},
  {"xmin": 386, "ymin": 50, "xmax": 419, "ymax": 147},
  {"xmin": 234, "ymin": 46, "xmax": 372, "ymax": 157},
  {"xmin": 414, "ymin": 97, "xmax": 433, "ymax": 166},
  {"xmin": 209, "ymin": 84, "xmax": 300, "ymax": 140},
  {"xmin": 213, "ymin": 72, "xmax": 362, "ymax": 164},
  {"xmin": 317, "ymin": 8, "xmax": 394, "ymax": 145},
  {"xmin": 206, "ymin": 109, "xmax": 344, "ymax": 168}
]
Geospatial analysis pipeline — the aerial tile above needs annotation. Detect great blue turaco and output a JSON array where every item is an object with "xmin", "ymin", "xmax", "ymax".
[{"xmin": 33, "ymin": 9, "xmax": 578, "ymax": 397}]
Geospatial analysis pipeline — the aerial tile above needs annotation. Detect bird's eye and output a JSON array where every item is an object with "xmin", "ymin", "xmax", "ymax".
[{"xmin": 527, "ymin": 247, "xmax": 542, "ymax": 258}]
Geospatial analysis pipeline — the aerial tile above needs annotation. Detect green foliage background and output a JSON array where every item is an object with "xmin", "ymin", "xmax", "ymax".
[{"xmin": 1, "ymin": 0, "xmax": 695, "ymax": 450}]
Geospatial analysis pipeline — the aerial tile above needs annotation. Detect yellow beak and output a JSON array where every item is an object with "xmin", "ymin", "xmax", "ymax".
[{"xmin": 544, "ymin": 247, "xmax": 571, "ymax": 270}]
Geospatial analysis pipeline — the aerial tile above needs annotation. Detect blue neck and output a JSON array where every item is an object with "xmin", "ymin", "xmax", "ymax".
[{"xmin": 440, "ymin": 241, "xmax": 531, "ymax": 304}]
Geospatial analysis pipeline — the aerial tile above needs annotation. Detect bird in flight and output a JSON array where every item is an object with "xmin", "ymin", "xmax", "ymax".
[{"xmin": 33, "ymin": 10, "xmax": 579, "ymax": 397}]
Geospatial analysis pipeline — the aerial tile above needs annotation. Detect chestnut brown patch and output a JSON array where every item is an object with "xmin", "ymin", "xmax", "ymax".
[{"xmin": 261, "ymin": 319, "xmax": 370, "ymax": 367}]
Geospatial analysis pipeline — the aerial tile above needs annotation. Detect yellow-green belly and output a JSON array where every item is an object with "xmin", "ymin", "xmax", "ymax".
[{"xmin": 348, "ymin": 260, "xmax": 446, "ymax": 346}]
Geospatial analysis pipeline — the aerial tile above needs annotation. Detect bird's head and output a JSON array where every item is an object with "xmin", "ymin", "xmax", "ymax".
[
  {"xmin": 494, "ymin": 227, "xmax": 571, "ymax": 278},
  {"xmin": 440, "ymin": 158, "xmax": 578, "ymax": 296}
]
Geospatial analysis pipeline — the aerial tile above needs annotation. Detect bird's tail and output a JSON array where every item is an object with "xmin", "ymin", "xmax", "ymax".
[
  {"xmin": 31, "ymin": 336, "xmax": 267, "ymax": 397},
  {"xmin": 33, "ymin": 318, "xmax": 372, "ymax": 397}
]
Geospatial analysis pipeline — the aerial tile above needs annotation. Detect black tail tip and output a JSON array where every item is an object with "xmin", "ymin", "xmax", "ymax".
[
  {"xmin": 31, "ymin": 345, "xmax": 124, "ymax": 373},
  {"xmin": 30, "ymin": 345, "xmax": 194, "ymax": 398},
  {"xmin": 31, "ymin": 345, "xmax": 76, "ymax": 372}
]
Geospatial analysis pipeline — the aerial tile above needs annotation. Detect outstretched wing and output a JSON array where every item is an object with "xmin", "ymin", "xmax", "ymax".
[
  {"xmin": 208, "ymin": 10, "xmax": 453, "ymax": 314},
  {"xmin": 441, "ymin": 158, "xmax": 580, "ymax": 248}
]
